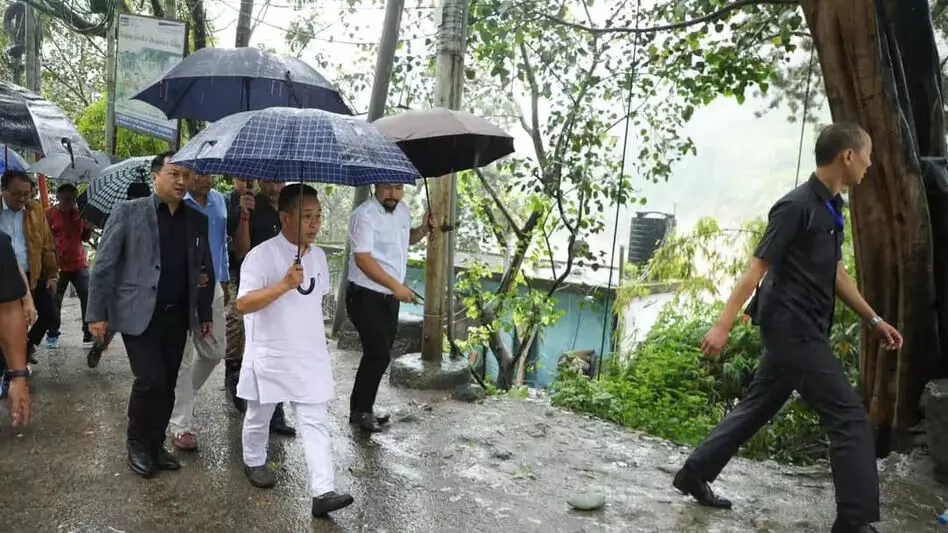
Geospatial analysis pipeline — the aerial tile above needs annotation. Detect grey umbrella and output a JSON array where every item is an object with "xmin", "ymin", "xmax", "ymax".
[{"xmin": 0, "ymin": 80, "xmax": 95, "ymax": 162}]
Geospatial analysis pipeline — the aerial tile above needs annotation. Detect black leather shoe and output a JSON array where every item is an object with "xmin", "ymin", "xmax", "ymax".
[
  {"xmin": 673, "ymin": 466, "xmax": 732, "ymax": 510},
  {"xmin": 312, "ymin": 491, "xmax": 354, "ymax": 517},
  {"xmin": 832, "ymin": 519, "xmax": 879, "ymax": 533},
  {"xmin": 351, "ymin": 412, "xmax": 384, "ymax": 433},
  {"xmin": 87, "ymin": 343, "xmax": 104, "ymax": 368},
  {"xmin": 270, "ymin": 404, "xmax": 296, "ymax": 436},
  {"xmin": 127, "ymin": 444, "xmax": 156, "ymax": 478},
  {"xmin": 154, "ymin": 447, "xmax": 181, "ymax": 471},
  {"xmin": 27, "ymin": 344, "xmax": 38, "ymax": 365},
  {"xmin": 245, "ymin": 465, "xmax": 277, "ymax": 488},
  {"xmin": 349, "ymin": 411, "xmax": 390, "ymax": 426}
]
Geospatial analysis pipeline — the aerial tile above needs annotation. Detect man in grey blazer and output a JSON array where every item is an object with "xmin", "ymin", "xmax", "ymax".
[{"xmin": 87, "ymin": 152, "xmax": 215, "ymax": 478}]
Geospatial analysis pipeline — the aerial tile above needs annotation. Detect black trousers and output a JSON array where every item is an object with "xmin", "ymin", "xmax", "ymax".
[
  {"xmin": 49, "ymin": 269, "xmax": 90, "ymax": 338},
  {"xmin": 347, "ymin": 283, "xmax": 399, "ymax": 414},
  {"xmin": 25, "ymin": 278, "xmax": 58, "ymax": 348},
  {"xmin": 121, "ymin": 307, "xmax": 189, "ymax": 450},
  {"xmin": 684, "ymin": 329, "xmax": 879, "ymax": 526}
]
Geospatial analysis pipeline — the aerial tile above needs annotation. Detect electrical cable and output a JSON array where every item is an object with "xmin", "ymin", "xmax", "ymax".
[{"xmin": 794, "ymin": 44, "xmax": 815, "ymax": 187}]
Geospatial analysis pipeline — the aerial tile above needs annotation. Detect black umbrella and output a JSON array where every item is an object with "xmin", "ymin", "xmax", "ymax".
[
  {"xmin": 132, "ymin": 47, "xmax": 352, "ymax": 122},
  {"xmin": 373, "ymin": 107, "xmax": 515, "ymax": 214},
  {"xmin": 0, "ymin": 80, "xmax": 95, "ymax": 163}
]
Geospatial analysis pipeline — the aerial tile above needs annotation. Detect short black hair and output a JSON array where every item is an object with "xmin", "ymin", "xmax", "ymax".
[
  {"xmin": 814, "ymin": 122, "xmax": 868, "ymax": 167},
  {"xmin": 1, "ymin": 170, "xmax": 32, "ymax": 190},
  {"xmin": 126, "ymin": 181, "xmax": 151, "ymax": 200},
  {"xmin": 57, "ymin": 183, "xmax": 78, "ymax": 194},
  {"xmin": 278, "ymin": 183, "xmax": 319, "ymax": 213},
  {"xmin": 151, "ymin": 151, "xmax": 176, "ymax": 174}
]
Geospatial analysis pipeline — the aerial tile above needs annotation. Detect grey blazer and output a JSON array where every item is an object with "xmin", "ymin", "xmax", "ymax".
[{"xmin": 87, "ymin": 195, "xmax": 215, "ymax": 336}]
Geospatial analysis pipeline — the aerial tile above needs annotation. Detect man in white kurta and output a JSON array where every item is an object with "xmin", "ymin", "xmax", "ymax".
[{"xmin": 235, "ymin": 184, "xmax": 354, "ymax": 518}]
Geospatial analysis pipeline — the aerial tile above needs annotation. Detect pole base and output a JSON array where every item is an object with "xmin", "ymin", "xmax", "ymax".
[{"xmin": 389, "ymin": 352, "xmax": 470, "ymax": 390}]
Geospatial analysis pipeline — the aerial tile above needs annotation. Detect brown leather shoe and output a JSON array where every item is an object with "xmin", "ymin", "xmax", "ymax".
[{"xmin": 172, "ymin": 432, "xmax": 198, "ymax": 452}]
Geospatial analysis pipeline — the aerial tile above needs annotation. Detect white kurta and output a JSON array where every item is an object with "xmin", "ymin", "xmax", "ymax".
[
  {"xmin": 346, "ymin": 197, "xmax": 411, "ymax": 295},
  {"xmin": 236, "ymin": 234, "xmax": 333, "ymax": 405}
]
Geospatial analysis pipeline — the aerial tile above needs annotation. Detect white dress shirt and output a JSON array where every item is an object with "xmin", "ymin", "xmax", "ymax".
[
  {"xmin": 236, "ymin": 234, "xmax": 333, "ymax": 404},
  {"xmin": 347, "ymin": 197, "xmax": 411, "ymax": 295}
]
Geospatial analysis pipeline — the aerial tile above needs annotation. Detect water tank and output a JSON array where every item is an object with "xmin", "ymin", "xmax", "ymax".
[{"xmin": 627, "ymin": 211, "xmax": 676, "ymax": 265}]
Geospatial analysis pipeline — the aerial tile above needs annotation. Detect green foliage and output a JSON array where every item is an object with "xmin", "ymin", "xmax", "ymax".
[
  {"xmin": 76, "ymin": 99, "xmax": 170, "ymax": 158},
  {"xmin": 553, "ymin": 213, "xmax": 860, "ymax": 465}
]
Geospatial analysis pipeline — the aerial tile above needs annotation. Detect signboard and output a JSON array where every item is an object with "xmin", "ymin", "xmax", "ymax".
[{"xmin": 115, "ymin": 14, "xmax": 187, "ymax": 142}]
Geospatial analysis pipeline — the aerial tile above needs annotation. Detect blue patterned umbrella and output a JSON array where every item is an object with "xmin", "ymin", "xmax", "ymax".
[
  {"xmin": 171, "ymin": 107, "xmax": 418, "ymax": 294},
  {"xmin": 0, "ymin": 144, "xmax": 29, "ymax": 173},
  {"xmin": 170, "ymin": 107, "xmax": 419, "ymax": 186}
]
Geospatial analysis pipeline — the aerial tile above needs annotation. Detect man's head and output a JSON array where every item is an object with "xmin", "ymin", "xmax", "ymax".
[
  {"xmin": 232, "ymin": 177, "xmax": 248, "ymax": 195},
  {"xmin": 278, "ymin": 184, "xmax": 321, "ymax": 245},
  {"xmin": 258, "ymin": 181, "xmax": 284, "ymax": 204},
  {"xmin": 56, "ymin": 183, "xmax": 78, "ymax": 210},
  {"xmin": 150, "ymin": 151, "xmax": 189, "ymax": 203},
  {"xmin": 814, "ymin": 122, "xmax": 872, "ymax": 187},
  {"xmin": 374, "ymin": 183, "xmax": 404, "ymax": 212},
  {"xmin": 1, "ymin": 170, "xmax": 34, "ymax": 211},
  {"xmin": 189, "ymin": 172, "xmax": 214, "ymax": 198}
]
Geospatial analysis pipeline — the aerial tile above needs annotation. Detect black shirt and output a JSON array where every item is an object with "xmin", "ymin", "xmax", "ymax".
[
  {"xmin": 155, "ymin": 198, "xmax": 190, "ymax": 308},
  {"xmin": 754, "ymin": 175, "xmax": 844, "ymax": 338},
  {"xmin": 0, "ymin": 230, "xmax": 27, "ymax": 304},
  {"xmin": 248, "ymin": 193, "xmax": 282, "ymax": 249}
]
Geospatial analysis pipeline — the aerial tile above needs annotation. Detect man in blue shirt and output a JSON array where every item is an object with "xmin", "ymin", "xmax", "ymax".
[{"xmin": 168, "ymin": 171, "xmax": 229, "ymax": 451}]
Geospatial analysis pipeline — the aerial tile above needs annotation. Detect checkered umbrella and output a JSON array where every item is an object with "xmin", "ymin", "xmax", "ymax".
[
  {"xmin": 171, "ymin": 107, "xmax": 418, "ymax": 294},
  {"xmin": 170, "ymin": 107, "xmax": 419, "ymax": 186},
  {"xmin": 80, "ymin": 156, "xmax": 153, "ymax": 228}
]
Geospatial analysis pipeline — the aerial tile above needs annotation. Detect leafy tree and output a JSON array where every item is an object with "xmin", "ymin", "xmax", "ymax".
[{"xmin": 76, "ymin": 99, "xmax": 168, "ymax": 157}]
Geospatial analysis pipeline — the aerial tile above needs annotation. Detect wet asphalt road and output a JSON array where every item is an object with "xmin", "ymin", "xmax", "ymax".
[{"xmin": 3, "ymin": 299, "xmax": 948, "ymax": 533}]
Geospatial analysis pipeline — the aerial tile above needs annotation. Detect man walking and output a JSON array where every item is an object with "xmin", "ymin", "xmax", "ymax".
[
  {"xmin": 346, "ymin": 183, "xmax": 434, "ymax": 432},
  {"xmin": 0, "ymin": 170, "xmax": 58, "ymax": 364},
  {"xmin": 0, "ymin": 229, "xmax": 33, "ymax": 426},
  {"xmin": 671, "ymin": 122, "xmax": 902, "ymax": 533},
  {"xmin": 235, "ymin": 184, "xmax": 354, "ymax": 518},
  {"xmin": 87, "ymin": 153, "xmax": 214, "ymax": 478},
  {"xmin": 168, "ymin": 172, "xmax": 229, "ymax": 451},
  {"xmin": 46, "ymin": 183, "xmax": 93, "ymax": 348},
  {"xmin": 226, "ymin": 180, "xmax": 295, "ymax": 436}
]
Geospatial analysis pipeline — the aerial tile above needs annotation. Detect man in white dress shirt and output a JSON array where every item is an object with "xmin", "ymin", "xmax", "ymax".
[
  {"xmin": 346, "ymin": 183, "xmax": 434, "ymax": 433},
  {"xmin": 234, "ymin": 184, "xmax": 354, "ymax": 517}
]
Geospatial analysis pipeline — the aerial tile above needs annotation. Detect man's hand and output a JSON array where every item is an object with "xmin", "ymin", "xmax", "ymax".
[
  {"xmin": 199, "ymin": 273, "xmax": 209, "ymax": 288},
  {"xmin": 874, "ymin": 320, "xmax": 903, "ymax": 350},
  {"xmin": 393, "ymin": 284, "xmax": 415, "ymax": 303},
  {"xmin": 46, "ymin": 278, "xmax": 57, "ymax": 293},
  {"xmin": 22, "ymin": 298, "xmax": 37, "ymax": 327},
  {"xmin": 7, "ymin": 377, "xmax": 31, "ymax": 427},
  {"xmin": 280, "ymin": 264, "xmax": 305, "ymax": 291},
  {"xmin": 89, "ymin": 321, "xmax": 108, "ymax": 340},
  {"xmin": 239, "ymin": 193, "xmax": 256, "ymax": 216},
  {"xmin": 425, "ymin": 212, "xmax": 437, "ymax": 233},
  {"xmin": 201, "ymin": 322, "xmax": 212, "ymax": 337},
  {"xmin": 701, "ymin": 322, "xmax": 731, "ymax": 358}
]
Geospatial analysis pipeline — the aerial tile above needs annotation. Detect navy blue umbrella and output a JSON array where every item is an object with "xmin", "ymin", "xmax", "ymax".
[
  {"xmin": 132, "ymin": 47, "xmax": 352, "ymax": 122},
  {"xmin": 170, "ymin": 107, "xmax": 418, "ymax": 294}
]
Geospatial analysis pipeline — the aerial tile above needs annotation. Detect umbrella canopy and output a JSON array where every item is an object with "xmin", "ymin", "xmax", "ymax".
[
  {"xmin": 373, "ymin": 107, "xmax": 515, "ymax": 177},
  {"xmin": 0, "ymin": 144, "xmax": 29, "ymax": 174},
  {"xmin": 0, "ymin": 81, "xmax": 95, "ymax": 161},
  {"xmin": 170, "ymin": 107, "xmax": 419, "ymax": 186},
  {"xmin": 29, "ymin": 151, "xmax": 111, "ymax": 183},
  {"xmin": 80, "ymin": 156, "xmax": 153, "ymax": 228},
  {"xmin": 132, "ymin": 47, "xmax": 352, "ymax": 122}
]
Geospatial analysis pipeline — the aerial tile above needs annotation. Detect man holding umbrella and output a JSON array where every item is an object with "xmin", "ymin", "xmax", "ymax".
[{"xmin": 346, "ymin": 183, "xmax": 435, "ymax": 432}]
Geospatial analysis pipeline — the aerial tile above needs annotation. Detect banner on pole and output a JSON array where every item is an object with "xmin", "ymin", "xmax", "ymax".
[{"xmin": 115, "ymin": 14, "xmax": 187, "ymax": 142}]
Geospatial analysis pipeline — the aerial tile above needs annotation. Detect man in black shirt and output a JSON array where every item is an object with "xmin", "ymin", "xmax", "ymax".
[
  {"xmin": 224, "ymin": 180, "xmax": 295, "ymax": 436},
  {"xmin": 87, "ymin": 153, "xmax": 215, "ymax": 478},
  {"xmin": 672, "ymin": 123, "xmax": 902, "ymax": 533}
]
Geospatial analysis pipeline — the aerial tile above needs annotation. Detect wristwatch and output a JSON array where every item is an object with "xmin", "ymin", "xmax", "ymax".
[
  {"xmin": 869, "ymin": 315, "xmax": 884, "ymax": 327},
  {"xmin": 4, "ymin": 369, "xmax": 30, "ymax": 380}
]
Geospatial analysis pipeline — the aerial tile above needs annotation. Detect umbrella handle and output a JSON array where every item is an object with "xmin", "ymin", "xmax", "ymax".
[
  {"xmin": 60, "ymin": 138, "xmax": 75, "ymax": 168},
  {"xmin": 297, "ymin": 278, "xmax": 315, "ymax": 295}
]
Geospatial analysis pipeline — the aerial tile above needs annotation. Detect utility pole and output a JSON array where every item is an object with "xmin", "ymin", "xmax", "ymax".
[
  {"xmin": 421, "ymin": 0, "xmax": 468, "ymax": 362},
  {"xmin": 331, "ymin": 0, "xmax": 405, "ymax": 336},
  {"xmin": 105, "ymin": 7, "xmax": 119, "ymax": 156},
  {"xmin": 23, "ymin": 1, "xmax": 39, "ymax": 93}
]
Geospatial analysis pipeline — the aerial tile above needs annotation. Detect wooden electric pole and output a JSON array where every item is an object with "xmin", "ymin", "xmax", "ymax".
[{"xmin": 421, "ymin": 0, "xmax": 468, "ymax": 362}]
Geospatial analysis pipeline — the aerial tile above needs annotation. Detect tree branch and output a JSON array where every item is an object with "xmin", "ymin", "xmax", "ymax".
[
  {"xmin": 935, "ymin": 0, "xmax": 948, "ymax": 20},
  {"xmin": 478, "ymin": 201, "xmax": 508, "ymax": 249},
  {"xmin": 475, "ymin": 168, "xmax": 524, "ymax": 238},
  {"xmin": 538, "ymin": 0, "xmax": 798, "ymax": 35},
  {"xmin": 20, "ymin": 0, "xmax": 107, "ymax": 37},
  {"xmin": 518, "ymin": 41, "xmax": 547, "ymax": 170}
]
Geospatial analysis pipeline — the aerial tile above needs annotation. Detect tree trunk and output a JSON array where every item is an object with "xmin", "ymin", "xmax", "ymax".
[
  {"xmin": 800, "ymin": 0, "xmax": 946, "ymax": 454},
  {"xmin": 235, "ymin": 0, "xmax": 254, "ymax": 48}
]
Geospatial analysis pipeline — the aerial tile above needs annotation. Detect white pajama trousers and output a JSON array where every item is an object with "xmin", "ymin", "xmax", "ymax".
[
  {"xmin": 169, "ymin": 283, "xmax": 226, "ymax": 435},
  {"xmin": 242, "ymin": 400, "xmax": 334, "ymax": 496}
]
